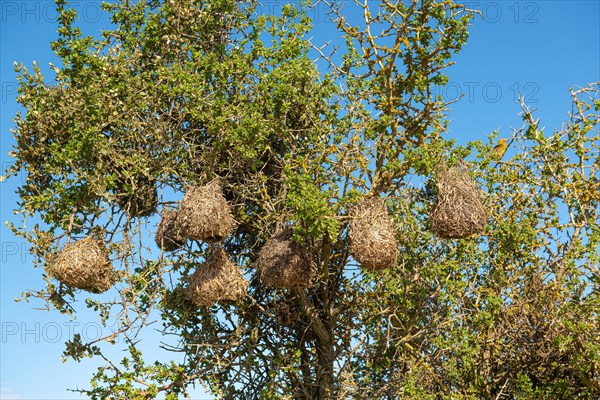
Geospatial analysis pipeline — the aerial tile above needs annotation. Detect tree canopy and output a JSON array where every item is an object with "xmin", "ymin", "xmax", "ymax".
[{"xmin": 6, "ymin": 0, "xmax": 600, "ymax": 398}]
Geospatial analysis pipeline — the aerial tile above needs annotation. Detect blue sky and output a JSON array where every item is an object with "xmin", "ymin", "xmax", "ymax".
[{"xmin": 1, "ymin": 1, "xmax": 599, "ymax": 399}]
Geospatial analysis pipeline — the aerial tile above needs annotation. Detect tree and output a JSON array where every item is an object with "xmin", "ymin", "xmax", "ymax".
[{"xmin": 5, "ymin": 0, "xmax": 600, "ymax": 398}]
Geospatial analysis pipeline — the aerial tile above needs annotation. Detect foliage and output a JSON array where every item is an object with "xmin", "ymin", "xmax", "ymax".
[{"xmin": 5, "ymin": 0, "xmax": 600, "ymax": 398}]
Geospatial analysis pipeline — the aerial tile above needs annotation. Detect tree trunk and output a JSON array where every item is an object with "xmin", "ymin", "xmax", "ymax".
[
  {"xmin": 315, "ymin": 335, "xmax": 335, "ymax": 399},
  {"xmin": 296, "ymin": 288, "xmax": 335, "ymax": 399}
]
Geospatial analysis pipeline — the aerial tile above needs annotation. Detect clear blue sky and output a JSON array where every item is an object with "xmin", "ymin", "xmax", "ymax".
[{"xmin": 1, "ymin": 1, "xmax": 599, "ymax": 399}]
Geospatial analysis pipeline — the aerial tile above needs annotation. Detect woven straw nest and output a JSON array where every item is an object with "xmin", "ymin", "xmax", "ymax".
[
  {"xmin": 155, "ymin": 209, "xmax": 186, "ymax": 251},
  {"xmin": 186, "ymin": 245, "xmax": 248, "ymax": 307},
  {"xmin": 115, "ymin": 174, "xmax": 158, "ymax": 218},
  {"xmin": 429, "ymin": 163, "xmax": 487, "ymax": 239},
  {"xmin": 50, "ymin": 236, "xmax": 116, "ymax": 293},
  {"xmin": 178, "ymin": 179, "xmax": 235, "ymax": 242},
  {"xmin": 257, "ymin": 227, "xmax": 315, "ymax": 288},
  {"xmin": 349, "ymin": 197, "xmax": 399, "ymax": 270}
]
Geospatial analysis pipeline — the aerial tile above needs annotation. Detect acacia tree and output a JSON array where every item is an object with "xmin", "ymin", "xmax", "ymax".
[{"xmin": 6, "ymin": 0, "xmax": 600, "ymax": 398}]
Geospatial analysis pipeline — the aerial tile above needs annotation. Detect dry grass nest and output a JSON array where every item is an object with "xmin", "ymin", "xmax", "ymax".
[
  {"xmin": 115, "ymin": 174, "xmax": 158, "ymax": 218},
  {"xmin": 429, "ymin": 164, "xmax": 487, "ymax": 239},
  {"xmin": 178, "ymin": 179, "xmax": 235, "ymax": 242},
  {"xmin": 349, "ymin": 197, "xmax": 399, "ymax": 270},
  {"xmin": 186, "ymin": 246, "xmax": 248, "ymax": 307},
  {"xmin": 50, "ymin": 236, "xmax": 116, "ymax": 293},
  {"xmin": 257, "ymin": 227, "xmax": 315, "ymax": 288},
  {"xmin": 155, "ymin": 209, "xmax": 186, "ymax": 251}
]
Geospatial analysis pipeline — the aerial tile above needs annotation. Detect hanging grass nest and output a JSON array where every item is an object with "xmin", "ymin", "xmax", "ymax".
[
  {"xmin": 155, "ymin": 209, "xmax": 186, "ymax": 251},
  {"xmin": 178, "ymin": 179, "xmax": 235, "ymax": 242},
  {"xmin": 115, "ymin": 173, "xmax": 158, "ymax": 218},
  {"xmin": 257, "ymin": 227, "xmax": 315, "ymax": 288},
  {"xmin": 349, "ymin": 197, "xmax": 399, "ymax": 270},
  {"xmin": 185, "ymin": 245, "xmax": 248, "ymax": 307},
  {"xmin": 429, "ymin": 162, "xmax": 487, "ymax": 239},
  {"xmin": 50, "ymin": 236, "xmax": 116, "ymax": 293}
]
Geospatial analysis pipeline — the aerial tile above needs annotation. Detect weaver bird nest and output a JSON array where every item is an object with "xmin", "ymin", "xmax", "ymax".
[
  {"xmin": 50, "ymin": 236, "xmax": 116, "ymax": 293},
  {"xmin": 115, "ymin": 174, "xmax": 158, "ymax": 218},
  {"xmin": 186, "ymin": 246, "xmax": 248, "ymax": 307},
  {"xmin": 155, "ymin": 209, "xmax": 186, "ymax": 251},
  {"xmin": 429, "ymin": 163, "xmax": 487, "ymax": 239},
  {"xmin": 178, "ymin": 179, "xmax": 235, "ymax": 242},
  {"xmin": 257, "ymin": 227, "xmax": 315, "ymax": 288},
  {"xmin": 349, "ymin": 197, "xmax": 399, "ymax": 270}
]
